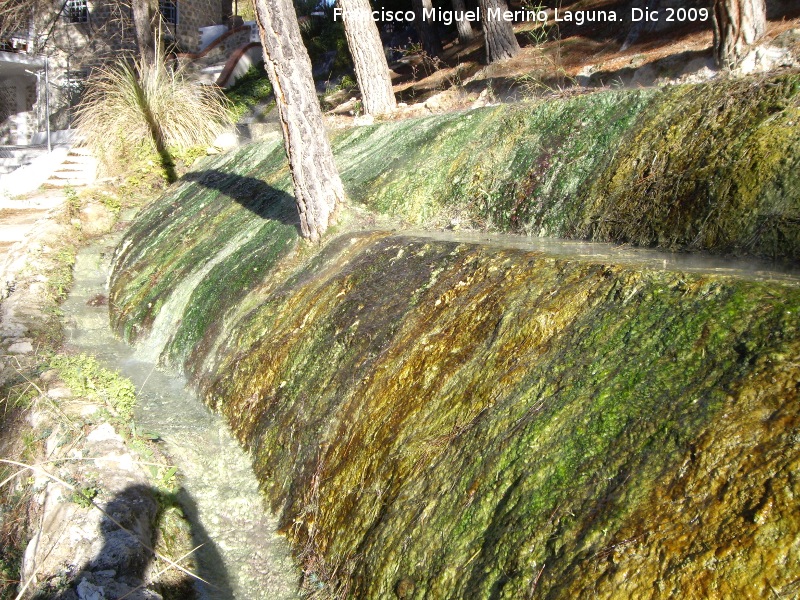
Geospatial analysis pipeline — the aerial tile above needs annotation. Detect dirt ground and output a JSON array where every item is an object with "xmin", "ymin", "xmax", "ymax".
[{"xmin": 323, "ymin": 0, "xmax": 800, "ymax": 123}]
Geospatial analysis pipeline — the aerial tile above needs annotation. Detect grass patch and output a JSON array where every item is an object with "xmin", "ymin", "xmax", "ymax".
[
  {"xmin": 50, "ymin": 354, "xmax": 137, "ymax": 420},
  {"xmin": 75, "ymin": 48, "xmax": 231, "ymax": 183},
  {"xmin": 225, "ymin": 66, "xmax": 274, "ymax": 122}
]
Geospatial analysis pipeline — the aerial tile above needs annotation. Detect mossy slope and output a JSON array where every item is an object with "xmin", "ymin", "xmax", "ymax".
[
  {"xmin": 330, "ymin": 72, "xmax": 800, "ymax": 259},
  {"xmin": 111, "ymin": 72, "xmax": 800, "ymax": 356},
  {"xmin": 193, "ymin": 234, "xmax": 799, "ymax": 599},
  {"xmin": 110, "ymin": 72, "xmax": 800, "ymax": 598}
]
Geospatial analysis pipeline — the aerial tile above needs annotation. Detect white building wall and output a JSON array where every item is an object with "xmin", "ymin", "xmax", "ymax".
[{"xmin": 14, "ymin": 81, "xmax": 28, "ymax": 144}]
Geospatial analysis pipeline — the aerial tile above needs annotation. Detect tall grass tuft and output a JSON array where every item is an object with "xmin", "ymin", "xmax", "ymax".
[{"xmin": 75, "ymin": 51, "xmax": 232, "ymax": 183}]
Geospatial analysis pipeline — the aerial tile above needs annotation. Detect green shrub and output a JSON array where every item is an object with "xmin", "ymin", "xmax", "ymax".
[{"xmin": 74, "ymin": 49, "xmax": 231, "ymax": 182}]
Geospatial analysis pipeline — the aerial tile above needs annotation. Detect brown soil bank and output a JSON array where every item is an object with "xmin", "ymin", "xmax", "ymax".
[{"xmin": 110, "ymin": 72, "xmax": 800, "ymax": 598}]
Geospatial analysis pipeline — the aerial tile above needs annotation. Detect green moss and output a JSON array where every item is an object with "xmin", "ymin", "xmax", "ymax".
[
  {"xmin": 199, "ymin": 236, "xmax": 799, "ymax": 598},
  {"xmin": 110, "ymin": 139, "xmax": 295, "ymax": 348},
  {"xmin": 225, "ymin": 66, "xmax": 274, "ymax": 122},
  {"xmin": 109, "ymin": 70, "xmax": 800, "ymax": 598},
  {"xmin": 577, "ymin": 75, "xmax": 800, "ymax": 258},
  {"xmin": 331, "ymin": 72, "xmax": 800, "ymax": 260},
  {"xmin": 112, "ymin": 72, "xmax": 800, "ymax": 358},
  {"xmin": 165, "ymin": 219, "xmax": 298, "ymax": 372}
]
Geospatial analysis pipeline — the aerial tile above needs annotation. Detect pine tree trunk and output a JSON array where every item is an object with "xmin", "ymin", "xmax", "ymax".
[
  {"xmin": 338, "ymin": 0, "xmax": 396, "ymax": 116},
  {"xmin": 712, "ymin": 0, "xmax": 766, "ymax": 69},
  {"xmin": 253, "ymin": 0, "xmax": 346, "ymax": 242},
  {"xmin": 412, "ymin": 0, "xmax": 443, "ymax": 57},
  {"xmin": 452, "ymin": 0, "xmax": 476, "ymax": 44},
  {"xmin": 131, "ymin": 0, "xmax": 157, "ymax": 67},
  {"xmin": 479, "ymin": 0, "xmax": 520, "ymax": 63}
]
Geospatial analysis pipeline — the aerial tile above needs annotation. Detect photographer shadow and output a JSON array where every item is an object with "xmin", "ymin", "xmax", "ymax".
[{"xmin": 46, "ymin": 484, "xmax": 233, "ymax": 600}]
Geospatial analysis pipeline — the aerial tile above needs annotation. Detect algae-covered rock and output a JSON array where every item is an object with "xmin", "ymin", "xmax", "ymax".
[
  {"xmin": 196, "ymin": 234, "xmax": 799, "ymax": 599},
  {"xmin": 113, "ymin": 72, "xmax": 800, "ymax": 287},
  {"xmin": 113, "ymin": 228, "xmax": 800, "ymax": 598},
  {"xmin": 329, "ymin": 71, "xmax": 800, "ymax": 259},
  {"xmin": 576, "ymin": 74, "xmax": 800, "ymax": 259},
  {"xmin": 110, "ymin": 71, "xmax": 800, "ymax": 598}
]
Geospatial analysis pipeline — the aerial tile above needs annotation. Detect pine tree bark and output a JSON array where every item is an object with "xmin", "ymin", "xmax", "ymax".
[
  {"xmin": 411, "ymin": 0, "xmax": 443, "ymax": 57},
  {"xmin": 131, "ymin": 0, "xmax": 157, "ymax": 67},
  {"xmin": 712, "ymin": 0, "xmax": 766, "ymax": 69},
  {"xmin": 253, "ymin": 0, "xmax": 346, "ymax": 242},
  {"xmin": 452, "ymin": 0, "xmax": 476, "ymax": 44},
  {"xmin": 338, "ymin": 0, "xmax": 396, "ymax": 116},
  {"xmin": 479, "ymin": 0, "xmax": 520, "ymax": 63}
]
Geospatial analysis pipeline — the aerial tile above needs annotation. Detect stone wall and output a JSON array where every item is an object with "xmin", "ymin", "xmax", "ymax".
[
  {"xmin": 218, "ymin": 25, "xmax": 256, "ymax": 55},
  {"xmin": 175, "ymin": 0, "xmax": 225, "ymax": 52},
  {"xmin": 25, "ymin": 79, "xmax": 37, "ymax": 139},
  {"xmin": 32, "ymin": 0, "xmax": 138, "ymax": 131},
  {"xmin": 15, "ymin": 0, "xmax": 227, "ymax": 137}
]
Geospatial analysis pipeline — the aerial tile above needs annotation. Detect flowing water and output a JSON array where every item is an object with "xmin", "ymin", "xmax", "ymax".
[
  {"xmin": 404, "ymin": 230, "xmax": 800, "ymax": 283},
  {"xmin": 61, "ymin": 231, "xmax": 300, "ymax": 600}
]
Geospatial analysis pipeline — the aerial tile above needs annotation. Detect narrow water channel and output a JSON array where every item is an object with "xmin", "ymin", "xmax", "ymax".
[
  {"xmin": 60, "ymin": 231, "xmax": 300, "ymax": 600},
  {"xmin": 406, "ymin": 229, "xmax": 800, "ymax": 283}
]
